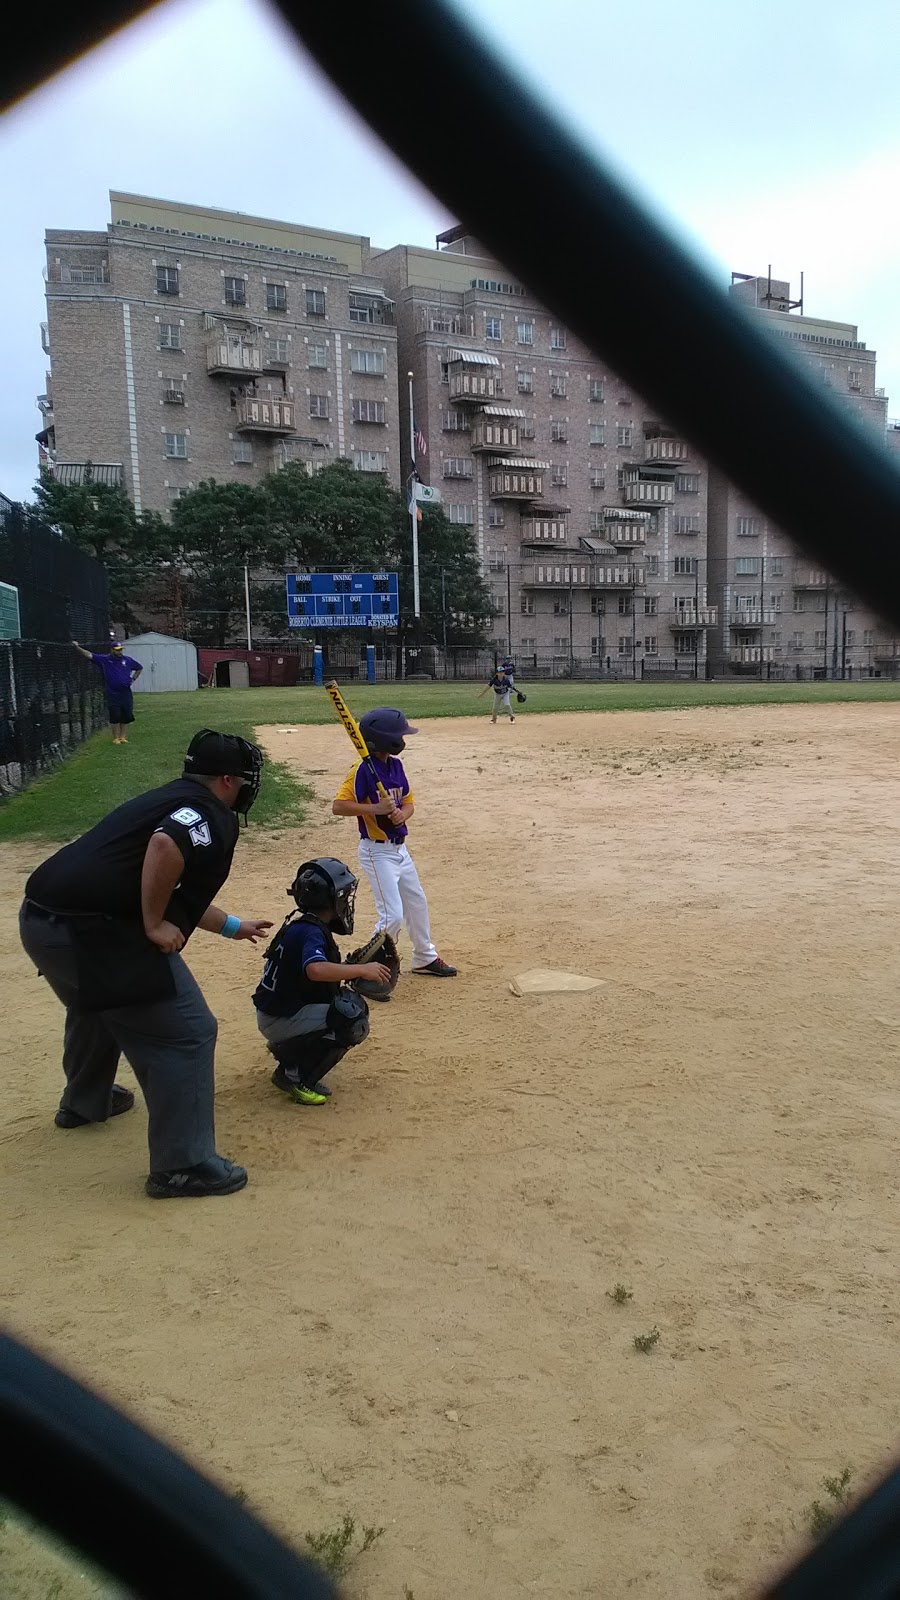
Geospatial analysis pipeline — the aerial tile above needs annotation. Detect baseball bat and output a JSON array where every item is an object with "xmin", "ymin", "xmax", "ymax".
[{"xmin": 324, "ymin": 679, "xmax": 397, "ymax": 822}]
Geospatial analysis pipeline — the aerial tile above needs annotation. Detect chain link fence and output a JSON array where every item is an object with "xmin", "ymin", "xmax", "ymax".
[{"xmin": 0, "ymin": 642, "xmax": 107, "ymax": 796}]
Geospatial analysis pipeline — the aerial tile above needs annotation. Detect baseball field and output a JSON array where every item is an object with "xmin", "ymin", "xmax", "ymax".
[{"xmin": 3, "ymin": 684, "xmax": 900, "ymax": 1597}]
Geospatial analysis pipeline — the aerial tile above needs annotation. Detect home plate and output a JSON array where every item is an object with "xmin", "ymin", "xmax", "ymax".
[{"xmin": 510, "ymin": 969, "xmax": 607, "ymax": 997}]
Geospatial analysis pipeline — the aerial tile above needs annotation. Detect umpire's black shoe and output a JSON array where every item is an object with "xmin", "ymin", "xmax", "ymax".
[
  {"xmin": 55, "ymin": 1084, "xmax": 135, "ymax": 1128},
  {"xmin": 145, "ymin": 1155, "xmax": 248, "ymax": 1199}
]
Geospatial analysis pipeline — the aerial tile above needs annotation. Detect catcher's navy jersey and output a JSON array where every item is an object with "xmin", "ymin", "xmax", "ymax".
[{"xmin": 254, "ymin": 914, "xmax": 341, "ymax": 1016}]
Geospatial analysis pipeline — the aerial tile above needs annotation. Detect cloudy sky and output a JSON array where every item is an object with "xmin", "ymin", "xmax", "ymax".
[{"xmin": 2, "ymin": 0, "xmax": 899, "ymax": 500}]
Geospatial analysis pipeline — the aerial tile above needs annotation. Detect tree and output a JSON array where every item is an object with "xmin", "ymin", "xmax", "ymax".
[
  {"xmin": 167, "ymin": 480, "xmax": 269, "ymax": 645},
  {"xmin": 31, "ymin": 469, "xmax": 155, "ymax": 625}
]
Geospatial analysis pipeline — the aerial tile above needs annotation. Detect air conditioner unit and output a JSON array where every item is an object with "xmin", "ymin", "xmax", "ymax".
[{"xmin": 164, "ymin": 389, "xmax": 185, "ymax": 404}]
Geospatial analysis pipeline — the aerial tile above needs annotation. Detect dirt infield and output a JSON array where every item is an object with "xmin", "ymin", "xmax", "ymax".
[{"xmin": 4, "ymin": 702, "xmax": 900, "ymax": 1598}]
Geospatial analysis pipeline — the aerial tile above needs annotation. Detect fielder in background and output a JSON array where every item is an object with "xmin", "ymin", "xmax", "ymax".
[
  {"xmin": 20, "ymin": 730, "xmax": 271, "ymax": 1199},
  {"xmin": 481, "ymin": 665, "xmax": 517, "ymax": 725},
  {"xmin": 72, "ymin": 639, "xmax": 143, "ymax": 745},
  {"xmin": 332, "ymin": 707, "xmax": 457, "ymax": 980},
  {"xmin": 253, "ymin": 857, "xmax": 393, "ymax": 1106}
]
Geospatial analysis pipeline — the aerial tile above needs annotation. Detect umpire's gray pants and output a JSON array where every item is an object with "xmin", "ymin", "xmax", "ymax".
[{"xmin": 20, "ymin": 906, "xmax": 218, "ymax": 1173}]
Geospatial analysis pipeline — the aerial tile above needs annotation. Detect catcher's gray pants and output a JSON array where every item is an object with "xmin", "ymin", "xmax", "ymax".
[
  {"xmin": 256, "ymin": 1003, "xmax": 331, "ymax": 1045},
  {"xmin": 20, "ymin": 905, "xmax": 218, "ymax": 1173}
]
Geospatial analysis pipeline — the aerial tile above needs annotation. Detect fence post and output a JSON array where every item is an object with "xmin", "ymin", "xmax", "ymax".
[
  {"xmin": 366, "ymin": 644, "xmax": 375, "ymax": 684},
  {"xmin": 313, "ymin": 646, "xmax": 324, "ymax": 687}
]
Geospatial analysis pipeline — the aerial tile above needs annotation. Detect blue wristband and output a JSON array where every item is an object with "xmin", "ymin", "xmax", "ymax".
[{"xmin": 220, "ymin": 914, "xmax": 241, "ymax": 938}]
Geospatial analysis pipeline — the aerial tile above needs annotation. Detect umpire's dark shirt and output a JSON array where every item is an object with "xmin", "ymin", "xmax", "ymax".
[{"xmin": 26, "ymin": 780, "xmax": 239, "ymax": 940}]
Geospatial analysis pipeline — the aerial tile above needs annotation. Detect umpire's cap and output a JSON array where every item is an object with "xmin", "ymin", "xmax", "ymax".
[{"xmin": 183, "ymin": 729, "xmax": 263, "ymax": 815}]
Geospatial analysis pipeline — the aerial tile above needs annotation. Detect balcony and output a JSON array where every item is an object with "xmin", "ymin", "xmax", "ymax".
[
  {"xmin": 50, "ymin": 462, "xmax": 123, "ymax": 488},
  {"xmin": 621, "ymin": 468, "xmax": 675, "ymax": 506},
  {"xmin": 522, "ymin": 562, "xmax": 645, "ymax": 589},
  {"xmin": 416, "ymin": 309, "xmax": 475, "ymax": 337},
  {"xmin": 727, "ymin": 608, "xmax": 780, "ymax": 626},
  {"xmin": 669, "ymin": 607, "xmax": 717, "ymax": 627},
  {"xmin": 794, "ymin": 568, "xmax": 829, "ymax": 589},
  {"xmin": 449, "ymin": 370, "xmax": 502, "ymax": 404},
  {"xmin": 207, "ymin": 338, "xmax": 261, "ymax": 376},
  {"xmin": 40, "ymin": 322, "xmax": 50, "ymax": 354},
  {"xmin": 234, "ymin": 396, "xmax": 295, "ymax": 435},
  {"xmin": 644, "ymin": 437, "xmax": 689, "ymax": 462},
  {"xmin": 730, "ymin": 646, "xmax": 776, "ymax": 665},
  {"xmin": 606, "ymin": 521, "xmax": 646, "ymax": 546},
  {"xmin": 487, "ymin": 460, "xmax": 547, "ymax": 502},
  {"xmin": 470, "ymin": 408, "xmax": 525, "ymax": 453},
  {"xmin": 521, "ymin": 516, "xmax": 568, "ymax": 545}
]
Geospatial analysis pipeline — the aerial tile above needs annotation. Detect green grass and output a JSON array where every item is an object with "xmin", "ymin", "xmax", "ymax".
[{"xmin": 2, "ymin": 678, "xmax": 899, "ymax": 842}]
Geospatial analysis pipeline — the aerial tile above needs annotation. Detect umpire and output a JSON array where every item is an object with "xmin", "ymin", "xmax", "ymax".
[{"xmin": 19, "ymin": 729, "xmax": 272, "ymax": 1199}]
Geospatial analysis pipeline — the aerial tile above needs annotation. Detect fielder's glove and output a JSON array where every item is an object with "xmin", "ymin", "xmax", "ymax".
[
  {"xmin": 516, "ymin": 691, "xmax": 527, "ymax": 703},
  {"xmin": 346, "ymin": 929, "xmax": 400, "ymax": 1001}
]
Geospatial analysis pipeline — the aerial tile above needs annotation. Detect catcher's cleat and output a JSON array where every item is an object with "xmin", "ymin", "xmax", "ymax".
[
  {"xmin": 412, "ymin": 957, "xmax": 458, "ymax": 977},
  {"xmin": 270, "ymin": 1066, "xmax": 331, "ymax": 1101},
  {"xmin": 289, "ymin": 1083, "xmax": 328, "ymax": 1106}
]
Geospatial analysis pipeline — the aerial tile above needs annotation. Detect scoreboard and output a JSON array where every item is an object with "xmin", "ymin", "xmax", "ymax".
[{"xmin": 286, "ymin": 572, "xmax": 399, "ymax": 629}]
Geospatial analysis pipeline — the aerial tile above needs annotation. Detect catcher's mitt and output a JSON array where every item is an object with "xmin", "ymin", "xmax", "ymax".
[
  {"xmin": 346, "ymin": 929, "xmax": 400, "ymax": 1002},
  {"xmin": 516, "ymin": 691, "xmax": 527, "ymax": 703}
]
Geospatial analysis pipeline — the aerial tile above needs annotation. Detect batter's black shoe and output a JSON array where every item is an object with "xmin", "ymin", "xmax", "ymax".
[
  {"xmin": 145, "ymin": 1156, "xmax": 248, "ymax": 1199},
  {"xmin": 55, "ymin": 1084, "xmax": 135, "ymax": 1128},
  {"xmin": 412, "ymin": 957, "xmax": 458, "ymax": 977}
]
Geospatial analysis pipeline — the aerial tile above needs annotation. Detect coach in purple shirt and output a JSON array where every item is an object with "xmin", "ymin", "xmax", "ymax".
[{"xmin": 73, "ymin": 640, "xmax": 143, "ymax": 745}]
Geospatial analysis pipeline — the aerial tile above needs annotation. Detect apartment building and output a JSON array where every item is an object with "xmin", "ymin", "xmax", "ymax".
[
  {"xmin": 38, "ymin": 193, "xmax": 401, "ymax": 513},
  {"xmin": 373, "ymin": 228, "xmax": 715, "ymax": 668},
  {"xmin": 708, "ymin": 274, "xmax": 893, "ymax": 676}
]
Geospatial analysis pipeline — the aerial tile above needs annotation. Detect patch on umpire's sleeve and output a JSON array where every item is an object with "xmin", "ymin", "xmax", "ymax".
[
  {"xmin": 171, "ymin": 806, "xmax": 202, "ymax": 826},
  {"xmin": 189, "ymin": 822, "xmax": 212, "ymax": 847}
]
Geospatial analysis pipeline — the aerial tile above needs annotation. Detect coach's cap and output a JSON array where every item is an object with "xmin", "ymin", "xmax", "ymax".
[{"xmin": 110, "ymin": 642, "xmax": 124, "ymax": 654}]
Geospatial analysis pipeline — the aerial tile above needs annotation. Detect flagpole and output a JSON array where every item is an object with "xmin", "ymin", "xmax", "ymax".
[{"xmin": 408, "ymin": 370, "xmax": 421, "ymax": 620}]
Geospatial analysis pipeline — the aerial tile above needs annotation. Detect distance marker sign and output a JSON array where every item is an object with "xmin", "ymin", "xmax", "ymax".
[{"xmin": 286, "ymin": 572, "xmax": 399, "ymax": 629}]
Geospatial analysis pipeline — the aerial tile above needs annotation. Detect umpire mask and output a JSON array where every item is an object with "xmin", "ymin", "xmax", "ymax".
[
  {"xmin": 290, "ymin": 857, "xmax": 358, "ymax": 935},
  {"xmin": 184, "ymin": 730, "xmax": 264, "ymax": 817}
]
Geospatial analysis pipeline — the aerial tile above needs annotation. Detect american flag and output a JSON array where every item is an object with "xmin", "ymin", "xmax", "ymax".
[{"xmin": 414, "ymin": 427, "xmax": 427, "ymax": 458}]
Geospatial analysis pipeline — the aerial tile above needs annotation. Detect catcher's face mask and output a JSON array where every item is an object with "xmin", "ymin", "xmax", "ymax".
[{"xmin": 333, "ymin": 880, "xmax": 356, "ymax": 936}]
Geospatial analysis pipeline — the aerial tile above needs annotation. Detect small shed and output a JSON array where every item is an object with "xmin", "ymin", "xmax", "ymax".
[{"xmin": 123, "ymin": 631, "xmax": 198, "ymax": 693}]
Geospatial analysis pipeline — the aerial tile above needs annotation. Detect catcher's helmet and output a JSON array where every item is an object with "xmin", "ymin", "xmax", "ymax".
[
  {"xmin": 290, "ymin": 857, "xmax": 357, "ymax": 934},
  {"xmin": 359, "ymin": 706, "xmax": 418, "ymax": 756}
]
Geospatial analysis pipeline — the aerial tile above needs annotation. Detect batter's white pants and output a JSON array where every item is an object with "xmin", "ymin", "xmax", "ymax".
[{"xmin": 357, "ymin": 839, "xmax": 438, "ymax": 969}]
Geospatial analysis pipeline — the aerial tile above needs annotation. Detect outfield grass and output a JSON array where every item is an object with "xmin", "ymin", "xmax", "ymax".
[{"xmin": 3, "ymin": 677, "xmax": 900, "ymax": 842}]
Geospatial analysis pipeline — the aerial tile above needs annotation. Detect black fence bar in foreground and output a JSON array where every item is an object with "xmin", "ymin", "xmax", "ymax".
[{"xmin": 0, "ymin": 641, "xmax": 106, "ymax": 796}]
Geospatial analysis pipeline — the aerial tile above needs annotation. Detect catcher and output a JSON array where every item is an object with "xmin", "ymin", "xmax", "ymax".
[{"xmin": 252, "ymin": 857, "xmax": 399, "ymax": 1105}]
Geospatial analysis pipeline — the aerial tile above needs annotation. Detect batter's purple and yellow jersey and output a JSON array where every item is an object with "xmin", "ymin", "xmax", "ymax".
[{"xmin": 335, "ymin": 754, "xmax": 413, "ymax": 843}]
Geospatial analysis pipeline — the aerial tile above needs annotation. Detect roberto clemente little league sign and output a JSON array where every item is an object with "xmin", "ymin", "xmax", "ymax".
[{"xmin": 286, "ymin": 572, "xmax": 400, "ymax": 629}]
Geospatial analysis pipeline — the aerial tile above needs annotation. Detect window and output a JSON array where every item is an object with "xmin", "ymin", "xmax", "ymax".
[
  {"xmin": 735, "ymin": 557, "xmax": 760, "ymax": 575},
  {"xmin": 354, "ymin": 450, "xmax": 387, "ymax": 473},
  {"xmin": 521, "ymin": 636, "xmax": 536, "ymax": 649},
  {"xmin": 487, "ymin": 507, "xmax": 505, "ymax": 527},
  {"xmin": 645, "ymin": 554, "xmax": 659, "ymax": 575},
  {"xmin": 590, "ymin": 379, "xmax": 604, "ymax": 402},
  {"xmin": 520, "ymin": 596, "xmax": 535, "ymax": 615},
  {"xmin": 616, "ymin": 468, "xmax": 626, "ymax": 488},
  {"xmin": 487, "ymin": 555, "xmax": 506, "ymax": 573},
  {"xmin": 224, "ymin": 276, "xmax": 246, "ymax": 306},
  {"xmin": 616, "ymin": 424, "xmax": 633, "ymax": 447},
  {"xmin": 439, "ymin": 360, "xmax": 451, "ymax": 384},
  {"xmin": 591, "ymin": 596, "xmax": 605, "ymax": 615},
  {"xmin": 447, "ymin": 503, "xmax": 475, "ymax": 524},
  {"xmin": 306, "ymin": 288, "xmax": 326, "ymax": 316},
  {"xmin": 485, "ymin": 316, "xmax": 502, "ymax": 340},
  {"xmin": 618, "ymin": 636, "xmax": 632, "ymax": 656},
  {"xmin": 266, "ymin": 282, "xmax": 287, "ymax": 312},
  {"xmin": 675, "ymin": 473, "xmax": 700, "ymax": 493},
  {"xmin": 516, "ymin": 321, "xmax": 534, "ymax": 346},
  {"xmin": 590, "ymin": 468, "xmax": 606, "ymax": 489},
  {"xmin": 864, "ymin": 629, "xmax": 874, "ymax": 648},
  {"xmin": 164, "ymin": 432, "xmax": 187, "ymax": 458},
  {"xmin": 302, "ymin": 345, "xmax": 326, "ymax": 371},
  {"xmin": 792, "ymin": 594, "xmax": 804, "ymax": 612},
  {"xmin": 769, "ymin": 557, "xmax": 784, "ymax": 576},
  {"xmin": 550, "ymin": 327, "xmax": 567, "ymax": 350},
  {"xmin": 232, "ymin": 439, "xmax": 253, "ymax": 465},
  {"xmin": 791, "ymin": 632, "xmax": 804, "ymax": 651},
  {"xmin": 673, "ymin": 514, "xmax": 701, "ymax": 534},
  {"xmin": 618, "ymin": 595, "xmax": 631, "ymax": 616},
  {"xmin": 591, "ymin": 637, "xmax": 604, "ymax": 656},
  {"xmin": 552, "ymin": 597, "xmax": 570, "ymax": 616},
  {"xmin": 848, "ymin": 369, "xmax": 861, "ymax": 390},
  {"xmin": 443, "ymin": 458, "xmax": 474, "ymax": 478},
  {"xmin": 158, "ymin": 323, "xmax": 181, "ymax": 350},
  {"xmin": 351, "ymin": 348, "xmax": 385, "ymax": 375},
  {"xmin": 309, "ymin": 394, "xmax": 330, "ymax": 419},
  {"xmin": 272, "ymin": 338, "xmax": 290, "ymax": 364},
  {"xmin": 590, "ymin": 424, "xmax": 605, "ymax": 446},
  {"xmin": 673, "ymin": 632, "xmax": 696, "ymax": 655},
  {"xmin": 553, "ymin": 637, "xmax": 569, "ymax": 651},
  {"xmin": 736, "ymin": 516, "xmax": 761, "ymax": 537},
  {"xmin": 520, "ymin": 417, "xmax": 535, "ymax": 439},
  {"xmin": 443, "ymin": 409, "xmax": 470, "ymax": 432},
  {"xmin": 644, "ymin": 636, "xmax": 658, "ymax": 655},
  {"xmin": 551, "ymin": 466, "xmax": 568, "ymax": 487},
  {"xmin": 550, "ymin": 421, "xmax": 567, "ymax": 443},
  {"xmin": 673, "ymin": 556, "xmax": 698, "ymax": 574},
  {"xmin": 162, "ymin": 377, "xmax": 185, "ymax": 403},
  {"xmin": 156, "ymin": 265, "xmax": 179, "ymax": 296},
  {"xmin": 845, "ymin": 630, "xmax": 856, "ymax": 648},
  {"xmin": 644, "ymin": 596, "xmax": 658, "ymax": 616},
  {"xmin": 549, "ymin": 374, "xmax": 567, "ymax": 398},
  {"xmin": 814, "ymin": 630, "xmax": 827, "ymax": 650},
  {"xmin": 516, "ymin": 370, "xmax": 533, "ymax": 393},
  {"xmin": 352, "ymin": 398, "xmax": 386, "ymax": 424}
]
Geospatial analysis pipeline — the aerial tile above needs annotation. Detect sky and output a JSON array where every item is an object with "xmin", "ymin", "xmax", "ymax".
[{"xmin": 2, "ymin": 0, "xmax": 899, "ymax": 501}]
